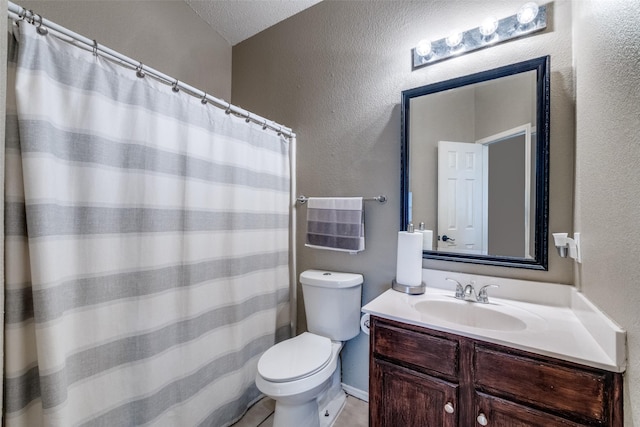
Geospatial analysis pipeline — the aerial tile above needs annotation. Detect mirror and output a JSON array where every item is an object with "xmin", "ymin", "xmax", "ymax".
[{"xmin": 401, "ymin": 56, "xmax": 550, "ymax": 270}]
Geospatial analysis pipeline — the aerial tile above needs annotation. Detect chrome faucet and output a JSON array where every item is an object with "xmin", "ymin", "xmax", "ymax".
[
  {"xmin": 446, "ymin": 278, "xmax": 499, "ymax": 304},
  {"xmin": 463, "ymin": 282, "xmax": 477, "ymax": 301},
  {"xmin": 446, "ymin": 278, "xmax": 465, "ymax": 299},
  {"xmin": 477, "ymin": 284, "xmax": 500, "ymax": 304}
]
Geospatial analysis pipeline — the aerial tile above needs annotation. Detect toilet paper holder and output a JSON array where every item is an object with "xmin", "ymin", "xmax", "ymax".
[{"xmin": 360, "ymin": 313, "xmax": 371, "ymax": 335}]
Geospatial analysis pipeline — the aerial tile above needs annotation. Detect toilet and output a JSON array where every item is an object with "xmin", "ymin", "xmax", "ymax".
[{"xmin": 256, "ymin": 269, "xmax": 363, "ymax": 427}]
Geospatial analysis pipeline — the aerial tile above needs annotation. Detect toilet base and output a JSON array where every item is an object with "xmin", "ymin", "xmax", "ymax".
[
  {"xmin": 271, "ymin": 358, "xmax": 345, "ymax": 427},
  {"xmin": 317, "ymin": 357, "xmax": 346, "ymax": 427},
  {"xmin": 273, "ymin": 399, "xmax": 321, "ymax": 427},
  {"xmin": 257, "ymin": 341, "xmax": 346, "ymax": 427},
  {"xmin": 319, "ymin": 389, "xmax": 347, "ymax": 427},
  {"xmin": 272, "ymin": 388, "xmax": 347, "ymax": 427}
]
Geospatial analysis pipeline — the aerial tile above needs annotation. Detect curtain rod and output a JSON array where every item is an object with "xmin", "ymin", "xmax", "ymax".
[{"xmin": 6, "ymin": 1, "xmax": 296, "ymax": 139}]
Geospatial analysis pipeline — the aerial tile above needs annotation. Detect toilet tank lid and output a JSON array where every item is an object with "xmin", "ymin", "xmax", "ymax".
[{"xmin": 300, "ymin": 270, "xmax": 363, "ymax": 288}]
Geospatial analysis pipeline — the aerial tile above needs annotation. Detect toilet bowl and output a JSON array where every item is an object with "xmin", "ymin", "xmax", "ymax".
[
  {"xmin": 255, "ymin": 270, "xmax": 363, "ymax": 427},
  {"xmin": 256, "ymin": 333, "xmax": 343, "ymax": 427}
]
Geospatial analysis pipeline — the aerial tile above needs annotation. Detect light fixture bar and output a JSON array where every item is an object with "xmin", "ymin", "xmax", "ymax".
[{"xmin": 412, "ymin": 4, "xmax": 547, "ymax": 70}]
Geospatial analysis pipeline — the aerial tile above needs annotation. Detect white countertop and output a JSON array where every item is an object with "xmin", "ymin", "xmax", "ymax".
[{"xmin": 362, "ymin": 269, "xmax": 626, "ymax": 373}]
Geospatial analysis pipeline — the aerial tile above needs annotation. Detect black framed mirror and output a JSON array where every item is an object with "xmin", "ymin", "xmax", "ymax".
[{"xmin": 401, "ymin": 56, "xmax": 550, "ymax": 270}]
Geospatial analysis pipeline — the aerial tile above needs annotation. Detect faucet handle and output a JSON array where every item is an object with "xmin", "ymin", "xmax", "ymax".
[
  {"xmin": 477, "ymin": 284, "xmax": 499, "ymax": 303},
  {"xmin": 446, "ymin": 278, "xmax": 464, "ymax": 299}
]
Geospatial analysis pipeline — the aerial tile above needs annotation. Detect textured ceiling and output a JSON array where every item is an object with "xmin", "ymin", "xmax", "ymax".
[{"xmin": 185, "ymin": 0, "xmax": 323, "ymax": 46}]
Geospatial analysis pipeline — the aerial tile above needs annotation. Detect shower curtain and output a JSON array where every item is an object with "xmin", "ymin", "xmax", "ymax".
[{"xmin": 4, "ymin": 23, "xmax": 290, "ymax": 426}]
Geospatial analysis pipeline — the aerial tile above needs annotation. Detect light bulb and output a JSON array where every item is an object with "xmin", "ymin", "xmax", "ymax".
[
  {"xmin": 415, "ymin": 39, "xmax": 432, "ymax": 57},
  {"xmin": 479, "ymin": 16, "xmax": 498, "ymax": 37},
  {"xmin": 517, "ymin": 2, "xmax": 539, "ymax": 25},
  {"xmin": 445, "ymin": 31, "xmax": 463, "ymax": 48}
]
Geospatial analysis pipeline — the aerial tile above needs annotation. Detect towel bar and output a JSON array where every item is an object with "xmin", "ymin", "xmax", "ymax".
[{"xmin": 296, "ymin": 195, "xmax": 387, "ymax": 204}]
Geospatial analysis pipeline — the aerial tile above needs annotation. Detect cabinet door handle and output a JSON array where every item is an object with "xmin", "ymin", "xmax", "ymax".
[
  {"xmin": 444, "ymin": 402, "xmax": 454, "ymax": 414},
  {"xmin": 477, "ymin": 413, "xmax": 488, "ymax": 426}
]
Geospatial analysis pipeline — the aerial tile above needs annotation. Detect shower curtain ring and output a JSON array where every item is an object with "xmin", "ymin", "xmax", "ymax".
[
  {"xmin": 92, "ymin": 40, "xmax": 99, "ymax": 56},
  {"xmin": 225, "ymin": 103, "xmax": 232, "ymax": 115},
  {"xmin": 262, "ymin": 120, "xmax": 268, "ymax": 130},
  {"xmin": 26, "ymin": 10, "xmax": 34, "ymax": 24},
  {"xmin": 172, "ymin": 80, "xmax": 180, "ymax": 93},
  {"xmin": 245, "ymin": 113, "xmax": 251, "ymax": 123},
  {"xmin": 136, "ymin": 63, "xmax": 145, "ymax": 78},
  {"xmin": 35, "ymin": 14, "xmax": 48, "ymax": 35},
  {"xmin": 18, "ymin": 8, "xmax": 27, "ymax": 21},
  {"xmin": 201, "ymin": 93, "xmax": 208, "ymax": 104}
]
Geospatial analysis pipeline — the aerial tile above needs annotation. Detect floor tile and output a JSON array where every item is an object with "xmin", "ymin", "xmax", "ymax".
[
  {"xmin": 232, "ymin": 398, "xmax": 276, "ymax": 427},
  {"xmin": 333, "ymin": 395, "xmax": 368, "ymax": 427},
  {"xmin": 234, "ymin": 394, "xmax": 368, "ymax": 427}
]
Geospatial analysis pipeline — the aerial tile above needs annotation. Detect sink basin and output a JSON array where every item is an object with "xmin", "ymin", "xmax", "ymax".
[{"xmin": 413, "ymin": 299, "xmax": 535, "ymax": 331}]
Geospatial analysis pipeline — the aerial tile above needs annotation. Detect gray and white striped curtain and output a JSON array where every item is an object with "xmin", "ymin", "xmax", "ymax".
[{"xmin": 4, "ymin": 22, "xmax": 290, "ymax": 426}]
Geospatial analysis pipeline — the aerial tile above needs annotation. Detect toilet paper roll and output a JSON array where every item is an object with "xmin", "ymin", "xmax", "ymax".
[
  {"xmin": 420, "ymin": 229, "xmax": 433, "ymax": 251},
  {"xmin": 360, "ymin": 313, "xmax": 371, "ymax": 336},
  {"xmin": 396, "ymin": 231, "xmax": 423, "ymax": 286}
]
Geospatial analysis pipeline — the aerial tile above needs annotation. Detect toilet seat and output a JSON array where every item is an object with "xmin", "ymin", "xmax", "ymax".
[{"xmin": 257, "ymin": 332, "xmax": 332, "ymax": 383}]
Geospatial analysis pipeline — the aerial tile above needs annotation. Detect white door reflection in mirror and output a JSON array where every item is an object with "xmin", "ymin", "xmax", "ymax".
[{"xmin": 437, "ymin": 141, "xmax": 483, "ymax": 254}]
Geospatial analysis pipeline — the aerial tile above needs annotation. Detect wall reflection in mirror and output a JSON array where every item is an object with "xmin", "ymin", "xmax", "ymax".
[{"xmin": 401, "ymin": 56, "xmax": 550, "ymax": 270}]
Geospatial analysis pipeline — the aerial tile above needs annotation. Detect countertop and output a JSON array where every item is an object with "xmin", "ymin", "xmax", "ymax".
[{"xmin": 362, "ymin": 270, "xmax": 626, "ymax": 373}]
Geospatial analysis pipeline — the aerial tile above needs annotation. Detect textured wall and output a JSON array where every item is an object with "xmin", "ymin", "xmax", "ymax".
[
  {"xmin": 233, "ymin": 0, "xmax": 575, "ymax": 393},
  {"xmin": 474, "ymin": 71, "xmax": 536, "ymax": 140},
  {"xmin": 17, "ymin": 0, "xmax": 232, "ymax": 100},
  {"xmin": 410, "ymin": 86, "xmax": 476, "ymax": 232},
  {"xmin": 573, "ymin": 0, "xmax": 640, "ymax": 424}
]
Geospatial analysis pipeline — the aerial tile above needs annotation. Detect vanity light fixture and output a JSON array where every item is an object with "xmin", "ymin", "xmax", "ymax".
[{"xmin": 412, "ymin": 2, "xmax": 547, "ymax": 70}]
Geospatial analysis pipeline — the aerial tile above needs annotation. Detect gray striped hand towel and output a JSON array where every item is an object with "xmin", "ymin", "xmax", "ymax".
[{"xmin": 305, "ymin": 197, "xmax": 365, "ymax": 254}]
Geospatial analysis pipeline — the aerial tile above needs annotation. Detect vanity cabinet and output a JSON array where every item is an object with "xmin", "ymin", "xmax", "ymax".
[
  {"xmin": 370, "ymin": 320, "xmax": 460, "ymax": 426},
  {"xmin": 372, "ymin": 360, "xmax": 458, "ymax": 426},
  {"xmin": 369, "ymin": 316, "xmax": 623, "ymax": 427}
]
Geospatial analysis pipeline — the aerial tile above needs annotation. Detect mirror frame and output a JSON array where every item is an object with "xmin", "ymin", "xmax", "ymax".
[{"xmin": 401, "ymin": 56, "xmax": 550, "ymax": 270}]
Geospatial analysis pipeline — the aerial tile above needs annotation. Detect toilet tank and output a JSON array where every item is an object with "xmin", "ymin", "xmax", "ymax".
[{"xmin": 300, "ymin": 270, "xmax": 363, "ymax": 341}]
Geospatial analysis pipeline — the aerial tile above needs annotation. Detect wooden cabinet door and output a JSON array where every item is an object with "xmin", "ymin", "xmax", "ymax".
[
  {"xmin": 474, "ymin": 346, "xmax": 608, "ymax": 423},
  {"xmin": 370, "ymin": 359, "xmax": 458, "ymax": 427},
  {"xmin": 475, "ymin": 392, "xmax": 587, "ymax": 427}
]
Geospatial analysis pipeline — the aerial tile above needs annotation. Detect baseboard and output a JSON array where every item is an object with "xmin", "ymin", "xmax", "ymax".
[{"xmin": 341, "ymin": 383, "xmax": 369, "ymax": 402}]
